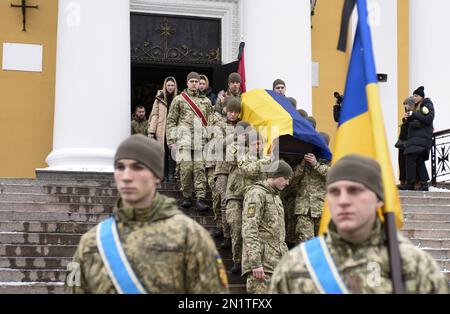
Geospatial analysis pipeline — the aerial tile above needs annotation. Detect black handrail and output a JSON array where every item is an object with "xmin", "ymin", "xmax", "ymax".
[{"xmin": 431, "ymin": 128, "xmax": 450, "ymax": 186}]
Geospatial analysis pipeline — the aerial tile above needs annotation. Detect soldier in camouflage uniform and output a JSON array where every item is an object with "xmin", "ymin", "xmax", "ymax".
[
  {"xmin": 242, "ymin": 160, "xmax": 293, "ymax": 294},
  {"xmin": 226, "ymin": 126, "xmax": 271, "ymax": 273},
  {"xmin": 215, "ymin": 72, "xmax": 242, "ymax": 116},
  {"xmin": 166, "ymin": 72, "xmax": 212, "ymax": 212},
  {"xmin": 270, "ymin": 154, "xmax": 449, "ymax": 294},
  {"xmin": 294, "ymin": 132, "xmax": 331, "ymax": 244},
  {"xmin": 67, "ymin": 135, "xmax": 228, "ymax": 294},
  {"xmin": 212, "ymin": 97, "xmax": 242, "ymax": 248},
  {"xmin": 131, "ymin": 105, "xmax": 148, "ymax": 136}
]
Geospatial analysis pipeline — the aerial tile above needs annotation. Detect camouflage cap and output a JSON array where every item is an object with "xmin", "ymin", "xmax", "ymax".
[
  {"xmin": 268, "ymin": 160, "xmax": 293, "ymax": 178},
  {"xmin": 287, "ymin": 97, "xmax": 297, "ymax": 108},
  {"xmin": 228, "ymin": 72, "xmax": 241, "ymax": 83},
  {"xmin": 273, "ymin": 79, "xmax": 286, "ymax": 90},
  {"xmin": 114, "ymin": 134, "xmax": 164, "ymax": 179},
  {"xmin": 225, "ymin": 97, "xmax": 242, "ymax": 113},
  {"xmin": 187, "ymin": 71, "xmax": 200, "ymax": 82},
  {"xmin": 326, "ymin": 154, "xmax": 384, "ymax": 201}
]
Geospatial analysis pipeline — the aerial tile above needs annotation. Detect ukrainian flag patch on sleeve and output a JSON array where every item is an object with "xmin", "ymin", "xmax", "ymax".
[
  {"xmin": 215, "ymin": 255, "xmax": 228, "ymax": 288},
  {"xmin": 247, "ymin": 203, "xmax": 256, "ymax": 217}
]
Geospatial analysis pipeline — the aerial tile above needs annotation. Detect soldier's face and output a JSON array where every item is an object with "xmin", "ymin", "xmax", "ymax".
[
  {"xmin": 274, "ymin": 84, "xmax": 286, "ymax": 95},
  {"xmin": 135, "ymin": 108, "xmax": 145, "ymax": 119},
  {"xmin": 226, "ymin": 111, "xmax": 240, "ymax": 122},
  {"xmin": 413, "ymin": 94, "xmax": 423, "ymax": 104},
  {"xmin": 187, "ymin": 79, "xmax": 199, "ymax": 91},
  {"xmin": 327, "ymin": 181, "xmax": 383, "ymax": 241},
  {"xmin": 199, "ymin": 79, "xmax": 208, "ymax": 92},
  {"xmin": 229, "ymin": 81, "xmax": 240, "ymax": 94},
  {"xmin": 114, "ymin": 159, "xmax": 161, "ymax": 208},
  {"xmin": 270, "ymin": 177, "xmax": 290, "ymax": 191}
]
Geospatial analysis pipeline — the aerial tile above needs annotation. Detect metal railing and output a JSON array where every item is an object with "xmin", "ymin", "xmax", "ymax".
[{"xmin": 431, "ymin": 128, "xmax": 450, "ymax": 186}]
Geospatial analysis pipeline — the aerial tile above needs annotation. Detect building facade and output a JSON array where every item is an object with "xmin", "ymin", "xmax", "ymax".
[{"xmin": 0, "ymin": 0, "xmax": 448, "ymax": 179}]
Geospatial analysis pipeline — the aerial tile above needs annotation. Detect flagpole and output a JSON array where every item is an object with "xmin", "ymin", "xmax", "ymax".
[{"xmin": 384, "ymin": 212, "xmax": 405, "ymax": 294}]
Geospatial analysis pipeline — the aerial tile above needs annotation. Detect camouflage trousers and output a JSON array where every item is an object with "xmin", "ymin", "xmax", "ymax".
[
  {"xmin": 226, "ymin": 200, "xmax": 243, "ymax": 265},
  {"xmin": 216, "ymin": 174, "xmax": 230, "ymax": 238},
  {"xmin": 178, "ymin": 150, "xmax": 206, "ymax": 199},
  {"xmin": 295, "ymin": 214, "xmax": 321, "ymax": 244},
  {"xmin": 246, "ymin": 273, "xmax": 272, "ymax": 294},
  {"xmin": 207, "ymin": 167, "xmax": 222, "ymax": 229}
]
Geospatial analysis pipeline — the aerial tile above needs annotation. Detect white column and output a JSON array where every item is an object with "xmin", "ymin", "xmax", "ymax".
[
  {"xmin": 410, "ymin": 0, "xmax": 450, "ymax": 134},
  {"xmin": 352, "ymin": 0, "xmax": 399, "ymax": 180},
  {"xmin": 45, "ymin": 0, "xmax": 130, "ymax": 172},
  {"xmin": 242, "ymin": 0, "xmax": 312, "ymax": 113}
]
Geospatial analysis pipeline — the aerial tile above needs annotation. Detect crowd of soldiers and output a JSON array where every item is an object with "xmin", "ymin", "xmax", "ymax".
[{"xmin": 68, "ymin": 71, "xmax": 449, "ymax": 295}]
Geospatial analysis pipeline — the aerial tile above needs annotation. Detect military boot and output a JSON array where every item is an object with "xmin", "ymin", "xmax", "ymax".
[
  {"xmin": 181, "ymin": 198, "xmax": 192, "ymax": 209},
  {"xmin": 196, "ymin": 198, "xmax": 210, "ymax": 212},
  {"xmin": 214, "ymin": 229, "xmax": 224, "ymax": 238},
  {"xmin": 417, "ymin": 181, "xmax": 429, "ymax": 191},
  {"xmin": 398, "ymin": 183, "xmax": 415, "ymax": 191}
]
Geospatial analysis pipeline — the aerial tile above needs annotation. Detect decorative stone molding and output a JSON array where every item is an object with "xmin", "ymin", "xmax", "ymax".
[{"xmin": 130, "ymin": 0, "xmax": 241, "ymax": 63}]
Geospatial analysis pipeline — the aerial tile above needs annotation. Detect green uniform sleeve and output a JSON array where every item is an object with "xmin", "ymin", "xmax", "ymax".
[
  {"xmin": 66, "ymin": 236, "xmax": 90, "ymax": 294},
  {"xmin": 313, "ymin": 161, "xmax": 330, "ymax": 177},
  {"xmin": 414, "ymin": 251, "xmax": 450, "ymax": 293},
  {"xmin": 184, "ymin": 222, "xmax": 229, "ymax": 293},
  {"xmin": 242, "ymin": 188, "xmax": 265, "ymax": 269}
]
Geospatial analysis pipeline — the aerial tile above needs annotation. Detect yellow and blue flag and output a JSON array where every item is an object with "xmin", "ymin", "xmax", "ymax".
[
  {"xmin": 319, "ymin": 0, "xmax": 403, "ymax": 233},
  {"xmin": 241, "ymin": 89, "xmax": 332, "ymax": 160}
]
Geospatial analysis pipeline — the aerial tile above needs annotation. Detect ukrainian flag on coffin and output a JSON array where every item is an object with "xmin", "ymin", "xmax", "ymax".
[
  {"xmin": 241, "ymin": 89, "xmax": 332, "ymax": 161},
  {"xmin": 319, "ymin": 0, "xmax": 403, "ymax": 234}
]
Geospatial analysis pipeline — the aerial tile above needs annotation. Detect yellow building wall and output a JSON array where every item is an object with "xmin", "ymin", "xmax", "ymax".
[
  {"xmin": 398, "ymin": 0, "xmax": 409, "ymax": 127},
  {"xmin": 0, "ymin": 0, "xmax": 58, "ymax": 178},
  {"xmin": 311, "ymin": 0, "xmax": 349, "ymax": 151}
]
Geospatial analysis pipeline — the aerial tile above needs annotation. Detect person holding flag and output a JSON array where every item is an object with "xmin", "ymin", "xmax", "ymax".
[
  {"xmin": 269, "ymin": 154, "xmax": 448, "ymax": 294},
  {"xmin": 270, "ymin": 0, "xmax": 449, "ymax": 294}
]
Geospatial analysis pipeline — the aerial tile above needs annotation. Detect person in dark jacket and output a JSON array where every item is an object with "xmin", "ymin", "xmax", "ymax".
[
  {"xmin": 396, "ymin": 96, "xmax": 415, "ymax": 186},
  {"xmin": 199, "ymin": 74, "xmax": 217, "ymax": 108},
  {"xmin": 399, "ymin": 86, "xmax": 435, "ymax": 191}
]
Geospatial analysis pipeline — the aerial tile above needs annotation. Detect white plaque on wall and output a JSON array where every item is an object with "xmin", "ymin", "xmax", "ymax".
[
  {"xmin": 312, "ymin": 62, "xmax": 319, "ymax": 87},
  {"xmin": 2, "ymin": 43, "xmax": 43, "ymax": 72}
]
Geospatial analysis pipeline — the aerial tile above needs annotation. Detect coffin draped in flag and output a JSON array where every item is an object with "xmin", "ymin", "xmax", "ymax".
[
  {"xmin": 319, "ymin": 0, "xmax": 403, "ymax": 234},
  {"xmin": 241, "ymin": 89, "xmax": 332, "ymax": 161}
]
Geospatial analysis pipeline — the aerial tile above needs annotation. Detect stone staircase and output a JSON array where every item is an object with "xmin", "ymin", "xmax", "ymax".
[{"xmin": 0, "ymin": 172, "xmax": 448, "ymax": 293}]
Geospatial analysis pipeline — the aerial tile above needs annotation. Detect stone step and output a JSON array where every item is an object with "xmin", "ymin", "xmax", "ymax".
[
  {"xmin": 0, "ymin": 221, "xmax": 97, "ymax": 234},
  {"xmin": 402, "ymin": 229, "xmax": 450, "ymax": 238},
  {"xmin": 436, "ymin": 259, "xmax": 450, "ymax": 271},
  {"xmin": 0, "ymin": 282, "xmax": 65, "ymax": 294},
  {"xmin": 0, "ymin": 193, "xmax": 118, "ymax": 205},
  {"xmin": 401, "ymin": 197, "xmax": 450, "ymax": 205},
  {"xmin": 404, "ymin": 213, "xmax": 450, "ymax": 221},
  {"xmin": 0, "ymin": 269, "xmax": 67, "ymax": 282},
  {"xmin": 404, "ymin": 221, "xmax": 450, "ymax": 229},
  {"xmin": 0, "ymin": 244, "xmax": 78, "ymax": 257},
  {"xmin": 402, "ymin": 205, "xmax": 450, "ymax": 214},
  {"xmin": 0, "ymin": 211, "xmax": 110, "ymax": 223},
  {"xmin": 422, "ymin": 248, "xmax": 450, "ymax": 259},
  {"xmin": 399, "ymin": 190, "xmax": 450, "ymax": 198},
  {"xmin": 0, "ymin": 232, "xmax": 82, "ymax": 245},
  {"xmin": 0, "ymin": 202, "xmax": 114, "ymax": 214},
  {"xmin": 410, "ymin": 238, "xmax": 450, "ymax": 249},
  {"xmin": 0, "ymin": 257, "xmax": 71, "ymax": 269}
]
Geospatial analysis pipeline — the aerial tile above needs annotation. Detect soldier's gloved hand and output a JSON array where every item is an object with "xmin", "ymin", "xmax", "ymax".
[
  {"xmin": 304, "ymin": 153, "xmax": 318, "ymax": 167},
  {"xmin": 252, "ymin": 267, "xmax": 265, "ymax": 280}
]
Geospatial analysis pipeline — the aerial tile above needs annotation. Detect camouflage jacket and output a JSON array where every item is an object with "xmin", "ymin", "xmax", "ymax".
[
  {"xmin": 293, "ymin": 159, "xmax": 330, "ymax": 217},
  {"xmin": 269, "ymin": 219, "xmax": 449, "ymax": 294},
  {"xmin": 67, "ymin": 193, "xmax": 228, "ymax": 294},
  {"xmin": 242, "ymin": 180, "xmax": 288, "ymax": 276},
  {"xmin": 204, "ymin": 112, "xmax": 226, "ymax": 168},
  {"xmin": 131, "ymin": 115, "xmax": 148, "ymax": 136},
  {"xmin": 166, "ymin": 89, "xmax": 212, "ymax": 150},
  {"xmin": 215, "ymin": 90, "xmax": 241, "ymax": 116},
  {"xmin": 226, "ymin": 149, "xmax": 270, "ymax": 202},
  {"xmin": 213, "ymin": 118, "xmax": 239, "ymax": 176}
]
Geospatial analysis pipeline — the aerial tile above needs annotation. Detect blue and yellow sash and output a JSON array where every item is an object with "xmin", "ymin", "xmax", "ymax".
[
  {"xmin": 300, "ymin": 236, "xmax": 349, "ymax": 294},
  {"xmin": 96, "ymin": 217, "xmax": 148, "ymax": 294}
]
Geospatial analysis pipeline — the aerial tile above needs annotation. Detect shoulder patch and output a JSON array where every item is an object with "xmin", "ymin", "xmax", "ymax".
[
  {"xmin": 215, "ymin": 255, "xmax": 228, "ymax": 288},
  {"xmin": 421, "ymin": 106, "xmax": 430, "ymax": 115},
  {"xmin": 247, "ymin": 203, "xmax": 256, "ymax": 217}
]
